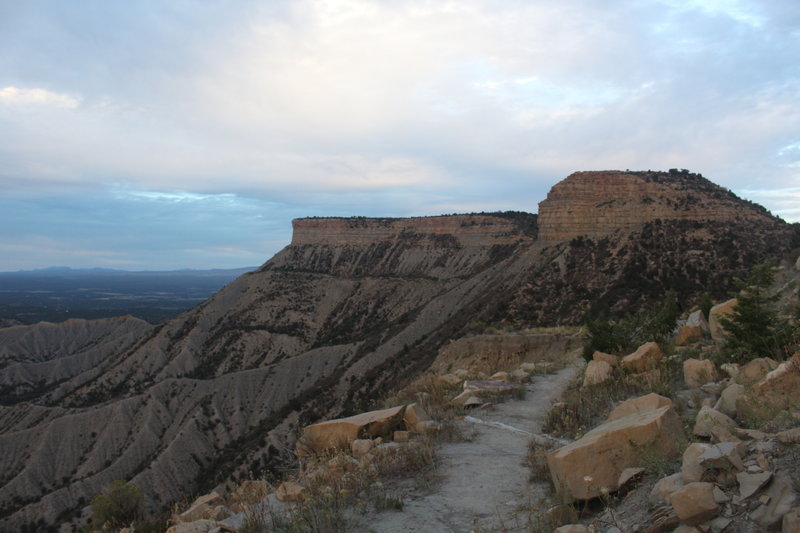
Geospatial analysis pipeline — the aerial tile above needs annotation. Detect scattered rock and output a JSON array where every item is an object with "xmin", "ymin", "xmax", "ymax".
[
  {"xmin": 682, "ymin": 443, "xmax": 712, "ymax": 483},
  {"xmin": 608, "ymin": 393, "xmax": 673, "ymax": 422},
  {"xmin": 451, "ymin": 390, "xmax": 482, "ymax": 406},
  {"xmin": 739, "ymin": 357, "xmax": 779, "ymax": 385},
  {"xmin": 351, "ymin": 438, "xmax": 375, "ymax": 458},
  {"xmin": 697, "ymin": 441, "xmax": 746, "ymax": 472},
  {"xmin": 621, "ymin": 342, "xmax": 663, "ymax": 373},
  {"xmin": 670, "ymin": 482, "xmax": 721, "ymax": 526},
  {"xmin": 709, "ymin": 298, "xmax": 737, "ymax": 344},
  {"xmin": 490, "ymin": 371, "xmax": 510, "ymax": 381},
  {"xmin": 751, "ymin": 473, "xmax": 798, "ymax": 529},
  {"xmin": 275, "ymin": 481, "xmax": 306, "ymax": 503},
  {"xmin": 693, "ymin": 406, "xmax": 738, "ymax": 442},
  {"xmin": 782, "ymin": 506, "xmax": 800, "ymax": 533},
  {"xmin": 650, "ymin": 473, "xmax": 685, "ymax": 506},
  {"xmin": 178, "ymin": 492, "xmax": 224, "ymax": 523},
  {"xmin": 751, "ymin": 352, "xmax": 800, "ymax": 411},
  {"xmin": 403, "ymin": 403, "xmax": 432, "ymax": 433},
  {"xmin": 393, "ymin": 430, "xmax": 409, "ymax": 443},
  {"xmin": 676, "ymin": 325, "xmax": 703, "ymax": 346},
  {"xmin": 618, "ymin": 467, "xmax": 645, "ymax": 488},
  {"xmin": 737, "ymin": 471, "xmax": 773, "ymax": 500},
  {"xmin": 683, "ymin": 359, "xmax": 718, "ymax": 388},
  {"xmin": 714, "ymin": 382, "xmax": 745, "ymax": 418},
  {"xmin": 554, "ymin": 525, "xmax": 589, "ymax": 533},
  {"xmin": 583, "ymin": 360, "xmax": 613, "ymax": 387},
  {"xmin": 592, "ymin": 351, "xmax": 619, "ymax": 367},
  {"xmin": 721, "ymin": 363, "xmax": 740, "ymax": 380},
  {"xmin": 547, "ymin": 406, "xmax": 683, "ymax": 500},
  {"xmin": 297, "ymin": 405, "xmax": 406, "ymax": 456}
]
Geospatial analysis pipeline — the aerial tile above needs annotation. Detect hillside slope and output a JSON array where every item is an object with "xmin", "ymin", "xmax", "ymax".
[{"xmin": 0, "ymin": 170, "xmax": 794, "ymax": 531}]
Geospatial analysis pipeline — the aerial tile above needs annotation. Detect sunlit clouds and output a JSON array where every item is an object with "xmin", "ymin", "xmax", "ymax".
[{"xmin": 0, "ymin": 0, "xmax": 798, "ymax": 269}]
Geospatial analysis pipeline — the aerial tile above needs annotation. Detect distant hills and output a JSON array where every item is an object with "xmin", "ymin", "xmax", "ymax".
[{"xmin": 0, "ymin": 267, "xmax": 256, "ymax": 324}]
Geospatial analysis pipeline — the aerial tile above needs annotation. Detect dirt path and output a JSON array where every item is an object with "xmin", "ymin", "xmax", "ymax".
[{"xmin": 368, "ymin": 360, "xmax": 582, "ymax": 533}]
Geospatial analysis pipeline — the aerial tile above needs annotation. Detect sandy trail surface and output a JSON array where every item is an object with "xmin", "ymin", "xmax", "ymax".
[{"xmin": 368, "ymin": 361, "xmax": 581, "ymax": 533}]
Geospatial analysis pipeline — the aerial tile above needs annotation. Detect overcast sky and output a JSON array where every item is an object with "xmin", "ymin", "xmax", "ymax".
[{"xmin": 1, "ymin": 0, "xmax": 798, "ymax": 270}]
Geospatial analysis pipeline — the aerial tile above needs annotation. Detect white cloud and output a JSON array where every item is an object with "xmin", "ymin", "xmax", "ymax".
[{"xmin": 0, "ymin": 86, "xmax": 80, "ymax": 109}]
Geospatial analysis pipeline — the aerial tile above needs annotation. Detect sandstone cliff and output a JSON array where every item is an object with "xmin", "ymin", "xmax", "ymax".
[{"xmin": 0, "ymin": 170, "xmax": 793, "ymax": 531}]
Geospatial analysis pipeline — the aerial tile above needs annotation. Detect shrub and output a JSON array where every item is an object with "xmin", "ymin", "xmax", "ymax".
[{"xmin": 90, "ymin": 479, "xmax": 143, "ymax": 530}]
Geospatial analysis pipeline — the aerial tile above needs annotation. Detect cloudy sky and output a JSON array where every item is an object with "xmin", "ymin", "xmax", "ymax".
[{"xmin": 1, "ymin": 0, "xmax": 798, "ymax": 270}]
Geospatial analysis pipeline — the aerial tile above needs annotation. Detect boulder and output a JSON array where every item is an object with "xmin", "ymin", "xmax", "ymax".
[
  {"xmin": 676, "ymin": 325, "xmax": 703, "ymax": 346},
  {"xmin": 178, "ymin": 492, "xmax": 224, "ymax": 523},
  {"xmin": 592, "ymin": 351, "xmax": 619, "ymax": 367},
  {"xmin": 697, "ymin": 441, "xmax": 745, "ymax": 472},
  {"xmin": 554, "ymin": 525, "xmax": 589, "ymax": 533},
  {"xmin": 437, "ymin": 373, "xmax": 463, "ymax": 386},
  {"xmin": 621, "ymin": 342, "xmax": 663, "ymax": 373},
  {"xmin": 547, "ymin": 406, "xmax": 683, "ymax": 500},
  {"xmin": 490, "ymin": 371, "xmax": 510, "ymax": 381},
  {"xmin": 520, "ymin": 362, "xmax": 538, "ymax": 373},
  {"xmin": 752, "ymin": 352, "xmax": 800, "ymax": 410},
  {"xmin": 608, "ymin": 393, "xmax": 673, "ymax": 422},
  {"xmin": 714, "ymin": 383, "xmax": 745, "ymax": 418},
  {"xmin": 403, "ymin": 403, "xmax": 432, "ymax": 433},
  {"xmin": 683, "ymin": 359, "xmax": 718, "ymax": 388},
  {"xmin": 393, "ymin": 430, "xmax": 409, "ymax": 443},
  {"xmin": 670, "ymin": 482, "xmax": 720, "ymax": 526},
  {"xmin": 510, "ymin": 368, "xmax": 531, "ymax": 382},
  {"xmin": 682, "ymin": 443, "xmax": 712, "ymax": 483},
  {"xmin": 687, "ymin": 309, "xmax": 709, "ymax": 332},
  {"xmin": 583, "ymin": 360, "xmax": 613, "ymax": 387},
  {"xmin": 751, "ymin": 473, "xmax": 798, "ymax": 529},
  {"xmin": 739, "ymin": 357, "xmax": 779, "ymax": 385},
  {"xmin": 276, "ymin": 481, "xmax": 306, "ymax": 502},
  {"xmin": 709, "ymin": 298, "xmax": 737, "ymax": 344},
  {"xmin": 693, "ymin": 406, "xmax": 738, "ymax": 442},
  {"xmin": 297, "ymin": 405, "xmax": 406, "ymax": 456},
  {"xmin": 650, "ymin": 473, "xmax": 685, "ymax": 506},
  {"xmin": 451, "ymin": 390, "xmax": 482, "ymax": 406}
]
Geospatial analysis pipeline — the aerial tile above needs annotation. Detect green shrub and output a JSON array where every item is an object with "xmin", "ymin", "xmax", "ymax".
[{"xmin": 90, "ymin": 479, "xmax": 143, "ymax": 530}]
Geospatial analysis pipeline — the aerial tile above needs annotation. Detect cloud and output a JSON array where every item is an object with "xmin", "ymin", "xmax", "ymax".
[{"xmin": 0, "ymin": 86, "xmax": 79, "ymax": 108}]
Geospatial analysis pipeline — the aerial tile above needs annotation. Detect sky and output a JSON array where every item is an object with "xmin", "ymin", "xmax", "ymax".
[{"xmin": 0, "ymin": 0, "xmax": 798, "ymax": 271}]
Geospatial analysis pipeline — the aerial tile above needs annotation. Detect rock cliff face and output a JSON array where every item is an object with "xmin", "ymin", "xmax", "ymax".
[
  {"xmin": 0, "ymin": 171, "xmax": 793, "ymax": 531},
  {"xmin": 538, "ymin": 170, "xmax": 777, "ymax": 242}
]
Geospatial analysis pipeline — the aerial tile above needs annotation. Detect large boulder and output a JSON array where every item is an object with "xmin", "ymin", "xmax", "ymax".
[
  {"xmin": 737, "ymin": 353, "xmax": 800, "ymax": 424},
  {"xmin": 681, "ymin": 443, "xmax": 712, "ymax": 483},
  {"xmin": 403, "ymin": 403, "xmax": 432, "ymax": 433},
  {"xmin": 739, "ymin": 357, "xmax": 779, "ymax": 385},
  {"xmin": 751, "ymin": 473, "xmax": 798, "ymax": 529},
  {"xmin": 675, "ymin": 325, "xmax": 703, "ymax": 346},
  {"xmin": 608, "ymin": 393, "xmax": 673, "ymax": 422},
  {"xmin": 178, "ymin": 492, "xmax": 224, "ymax": 523},
  {"xmin": 683, "ymin": 359, "xmax": 718, "ymax": 388},
  {"xmin": 709, "ymin": 298, "xmax": 737, "ymax": 344},
  {"xmin": 547, "ymin": 406, "xmax": 683, "ymax": 500},
  {"xmin": 592, "ymin": 351, "xmax": 619, "ymax": 367},
  {"xmin": 693, "ymin": 406, "xmax": 738, "ymax": 442},
  {"xmin": 650, "ymin": 473, "xmax": 685, "ymax": 506},
  {"xmin": 714, "ymin": 383, "xmax": 745, "ymax": 418},
  {"xmin": 687, "ymin": 309, "xmax": 709, "ymax": 332},
  {"xmin": 297, "ymin": 405, "xmax": 406, "ymax": 456},
  {"xmin": 583, "ymin": 360, "xmax": 613, "ymax": 387},
  {"xmin": 621, "ymin": 342, "xmax": 663, "ymax": 373}
]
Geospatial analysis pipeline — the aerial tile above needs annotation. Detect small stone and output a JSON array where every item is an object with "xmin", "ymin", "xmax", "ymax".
[
  {"xmin": 693, "ymin": 406, "xmax": 738, "ymax": 442},
  {"xmin": 618, "ymin": 467, "xmax": 645, "ymax": 488},
  {"xmin": 490, "ymin": 371, "xmax": 510, "ymax": 381},
  {"xmin": 351, "ymin": 438, "xmax": 375, "ymax": 458},
  {"xmin": 520, "ymin": 362, "xmax": 537, "ymax": 373},
  {"xmin": 650, "ymin": 473, "xmax": 685, "ymax": 506}
]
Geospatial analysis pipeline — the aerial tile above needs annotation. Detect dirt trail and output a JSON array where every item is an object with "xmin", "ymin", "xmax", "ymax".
[{"xmin": 368, "ymin": 360, "xmax": 582, "ymax": 533}]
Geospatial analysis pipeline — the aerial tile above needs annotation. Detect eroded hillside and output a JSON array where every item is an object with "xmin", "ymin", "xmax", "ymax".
[{"xmin": 0, "ymin": 170, "xmax": 794, "ymax": 531}]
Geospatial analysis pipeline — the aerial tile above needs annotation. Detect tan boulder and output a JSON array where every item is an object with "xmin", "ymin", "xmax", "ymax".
[
  {"xmin": 697, "ymin": 441, "xmax": 745, "ymax": 472},
  {"xmin": 393, "ymin": 430, "xmax": 409, "ymax": 443},
  {"xmin": 276, "ymin": 481, "xmax": 306, "ymax": 502},
  {"xmin": 490, "ymin": 371, "xmax": 510, "ymax": 381},
  {"xmin": 583, "ymin": 360, "xmax": 613, "ymax": 387},
  {"xmin": 437, "ymin": 373, "xmax": 463, "ymax": 386},
  {"xmin": 608, "ymin": 393, "xmax": 673, "ymax": 421},
  {"xmin": 783, "ymin": 507, "xmax": 800, "ymax": 533},
  {"xmin": 736, "ymin": 471, "xmax": 772, "ymax": 500},
  {"xmin": 714, "ymin": 382, "xmax": 745, "ymax": 417},
  {"xmin": 739, "ymin": 357, "xmax": 779, "ymax": 385},
  {"xmin": 676, "ymin": 325, "xmax": 703, "ymax": 346},
  {"xmin": 510, "ymin": 368, "xmax": 531, "ymax": 382},
  {"xmin": 751, "ymin": 473, "xmax": 798, "ymax": 529},
  {"xmin": 554, "ymin": 525, "xmax": 589, "ymax": 533},
  {"xmin": 687, "ymin": 309, "xmax": 709, "ymax": 332},
  {"xmin": 297, "ymin": 405, "xmax": 406, "ymax": 456},
  {"xmin": 693, "ymin": 406, "xmax": 738, "ymax": 442},
  {"xmin": 650, "ymin": 473, "xmax": 685, "ymax": 506},
  {"xmin": 592, "ymin": 351, "xmax": 619, "ymax": 366},
  {"xmin": 683, "ymin": 359, "xmax": 718, "ymax": 388},
  {"xmin": 403, "ymin": 403, "xmax": 432, "ymax": 433},
  {"xmin": 670, "ymin": 482, "xmax": 720, "ymax": 526},
  {"xmin": 451, "ymin": 389, "xmax": 482, "ymax": 406},
  {"xmin": 752, "ymin": 353, "xmax": 800, "ymax": 410},
  {"xmin": 681, "ymin": 443, "xmax": 712, "ymax": 483},
  {"xmin": 621, "ymin": 342, "xmax": 663, "ymax": 373},
  {"xmin": 547, "ymin": 406, "xmax": 683, "ymax": 500},
  {"xmin": 229, "ymin": 480, "xmax": 270, "ymax": 511},
  {"xmin": 178, "ymin": 492, "xmax": 224, "ymax": 523},
  {"xmin": 709, "ymin": 298, "xmax": 737, "ymax": 344},
  {"xmin": 520, "ymin": 362, "xmax": 538, "ymax": 373}
]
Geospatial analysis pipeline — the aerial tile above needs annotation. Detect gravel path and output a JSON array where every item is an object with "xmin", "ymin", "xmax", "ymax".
[{"xmin": 368, "ymin": 360, "xmax": 582, "ymax": 533}]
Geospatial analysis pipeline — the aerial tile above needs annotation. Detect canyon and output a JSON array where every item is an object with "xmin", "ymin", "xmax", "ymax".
[{"xmin": 0, "ymin": 170, "xmax": 795, "ymax": 531}]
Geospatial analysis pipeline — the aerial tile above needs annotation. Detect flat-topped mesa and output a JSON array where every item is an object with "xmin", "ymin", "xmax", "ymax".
[
  {"xmin": 291, "ymin": 214, "xmax": 537, "ymax": 247},
  {"xmin": 537, "ymin": 170, "xmax": 779, "ymax": 242}
]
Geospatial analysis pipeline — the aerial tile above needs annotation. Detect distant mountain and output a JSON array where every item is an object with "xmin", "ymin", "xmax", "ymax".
[
  {"xmin": 0, "ymin": 267, "xmax": 256, "ymax": 324},
  {"xmin": 0, "ymin": 170, "xmax": 796, "ymax": 531}
]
